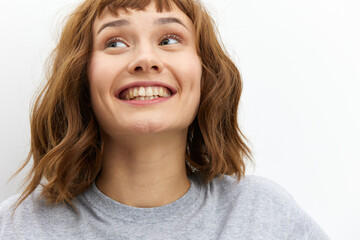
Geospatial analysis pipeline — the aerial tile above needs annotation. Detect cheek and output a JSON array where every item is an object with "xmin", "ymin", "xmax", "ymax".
[
  {"xmin": 87, "ymin": 56, "xmax": 116, "ymax": 125},
  {"xmin": 88, "ymin": 55, "xmax": 115, "ymax": 99},
  {"xmin": 180, "ymin": 54, "xmax": 202, "ymax": 114},
  {"xmin": 187, "ymin": 56, "xmax": 202, "ymax": 103},
  {"xmin": 189, "ymin": 56, "xmax": 202, "ymax": 114},
  {"xmin": 172, "ymin": 52, "xmax": 202, "ymax": 91}
]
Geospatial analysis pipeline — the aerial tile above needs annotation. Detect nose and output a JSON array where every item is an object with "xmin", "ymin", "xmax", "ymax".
[{"xmin": 127, "ymin": 44, "xmax": 164, "ymax": 74}]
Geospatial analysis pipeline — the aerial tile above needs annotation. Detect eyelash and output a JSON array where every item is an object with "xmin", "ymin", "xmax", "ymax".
[
  {"xmin": 104, "ymin": 34, "xmax": 183, "ymax": 48},
  {"xmin": 105, "ymin": 37, "xmax": 127, "ymax": 48},
  {"xmin": 159, "ymin": 34, "xmax": 183, "ymax": 44}
]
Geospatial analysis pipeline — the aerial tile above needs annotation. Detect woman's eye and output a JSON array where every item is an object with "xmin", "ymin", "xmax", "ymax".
[
  {"xmin": 106, "ymin": 38, "xmax": 127, "ymax": 48},
  {"xmin": 159, "ymin": 35, "xmax": 182, "ymax": 46},
  {"xmin": 109, "ymin": 42, "xmax": 126, "ymax": 48}
]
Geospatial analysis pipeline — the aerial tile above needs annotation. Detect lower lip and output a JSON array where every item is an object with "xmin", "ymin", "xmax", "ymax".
[{"xmin": 118, "ymin": 96, "xmax": 173, "ymax": 106}]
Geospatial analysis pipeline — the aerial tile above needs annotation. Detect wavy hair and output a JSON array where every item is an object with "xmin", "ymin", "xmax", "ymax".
[{"xmin": 14, "ymin": 0, "xmax": 252, "ymax": 209}]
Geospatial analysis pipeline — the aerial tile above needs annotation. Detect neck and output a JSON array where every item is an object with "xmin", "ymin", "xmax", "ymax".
[{"xmin": 95, "ymin": 130, "xmax": 190, "ymax": 208}]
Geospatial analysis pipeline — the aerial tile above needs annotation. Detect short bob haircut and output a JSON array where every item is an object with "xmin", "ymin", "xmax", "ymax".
[{"xmin": 15, "ymin": 0, "xmax": 252, "ymax": 208}]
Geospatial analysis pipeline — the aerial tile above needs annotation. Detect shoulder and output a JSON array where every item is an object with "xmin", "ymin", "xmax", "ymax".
[
  {"xmin": 239, "ymin": 175, "xmax": 295, "ymax": 203},
  {"xmin": 0, "ymin": 194, "xmax": 20, "ymax": 209},
  {"xmin": 0, "ymin": 194, "xmax": 21, "ymax": 219},
  {"xmin": 208, "ymin": 174, "xmax": 294, "ymax": 204},
  {"xmin": 0, "ymin": 193, "xmax": 22, "ymax": 238},
  {"xmin": 0, "ymin": 187, "xmax": 44, "ymax": 219},
  {"xmin": 204, "ymin": 174, "xmax": 329, "ymax": 239},
  {"xmin": 0, "ymin": 187, "xmax": 79, "ymax": 239},
  {"xmin": 194, "ymin": 173, "xmax": 296, "ymax": 220}
]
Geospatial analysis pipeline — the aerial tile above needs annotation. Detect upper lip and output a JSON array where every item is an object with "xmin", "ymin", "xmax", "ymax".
[{"xmin": 115, "ymin": 81, "xmax": 177, "ymax": 98}]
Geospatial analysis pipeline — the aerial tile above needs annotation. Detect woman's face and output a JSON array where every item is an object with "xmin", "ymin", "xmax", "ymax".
[{"xmin": 88, "ymin": 2, "xmax": 202, "ymax": 138}]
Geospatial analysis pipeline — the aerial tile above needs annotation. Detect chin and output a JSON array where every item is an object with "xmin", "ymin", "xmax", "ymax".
[{"xmin": 128, "ymin": 120, "xmax": 167, "ymax": 135}]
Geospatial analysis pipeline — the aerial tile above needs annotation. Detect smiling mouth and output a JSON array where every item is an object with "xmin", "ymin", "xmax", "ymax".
[{"xmin": 118, "ymin": 86, "xmax": 173, "ymax": 100}]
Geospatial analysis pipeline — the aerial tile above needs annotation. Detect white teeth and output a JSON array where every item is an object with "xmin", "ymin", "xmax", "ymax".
[
  {"xmin": 122, "ymin": 86, "xmax": 172, "ymax": 100},
  {"xmin": 145, "ymin": 87, "xmax": 153, "ymax": 96},
  {"xmin": 133, "ymin": 96, "xmax": 159, "ymax": 100},
  {"xmin": 138, "ymin": 87, "xmax": 146, "ymax": 96},
  {"xmin": 159, "ymin": 87, "xmax": 164, "ymax": 97},
  {"xmin": 133, "ymin": 88, "xmax": 139, "ymax": 97}
]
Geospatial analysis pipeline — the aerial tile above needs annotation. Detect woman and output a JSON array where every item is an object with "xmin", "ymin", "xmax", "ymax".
[{"xmin": 0, "ymin": 0, "xmax": 328, "ymax": 239}]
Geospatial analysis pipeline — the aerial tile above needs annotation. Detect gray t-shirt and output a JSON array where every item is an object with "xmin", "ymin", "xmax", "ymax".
[{"xmin": 0, "ymin": 174, "xmax": 329, "ymax": 239}]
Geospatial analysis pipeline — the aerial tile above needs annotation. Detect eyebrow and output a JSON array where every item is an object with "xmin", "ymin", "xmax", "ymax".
[
  {"xmin": 97, "ymin": 17, "xmax": 188, "ymax": 35},
  {"xmin": 154, "ymin": 17, "xmax": 188, "ymax": 30},
  {"xmin": 97, "ymin": 19, "xmax": 130, "ymax": 35}
]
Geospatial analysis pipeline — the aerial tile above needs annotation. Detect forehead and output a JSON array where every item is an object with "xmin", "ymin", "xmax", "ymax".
[{"xmin": 93, "ymin": 1, "xmax": 193, "ymax": 31}]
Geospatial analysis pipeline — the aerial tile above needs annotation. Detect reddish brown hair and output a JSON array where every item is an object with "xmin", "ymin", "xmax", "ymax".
[{"xmin": 14, "ymin": 0, "xmax": 252, "ymax": 209}]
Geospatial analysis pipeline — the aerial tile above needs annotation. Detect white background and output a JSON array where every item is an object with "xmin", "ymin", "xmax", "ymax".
[{"xmin": 0, "ymin": 0, "xmax": 359, "ymax": 239}]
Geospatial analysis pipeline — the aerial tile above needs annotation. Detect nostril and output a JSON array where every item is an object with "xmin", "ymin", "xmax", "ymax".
[
  {"xmin": 134, "ymin": 66, "xmax": 143, "ymax": 71},
  {"xmin": 130, "ymin": 63, "xmax": 161, "ymax": 73}
]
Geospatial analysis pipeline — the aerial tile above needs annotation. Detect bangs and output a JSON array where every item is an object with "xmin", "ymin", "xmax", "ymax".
[
  {"xmin": 97, "ymin": 0, "xmax": 177, "ymax": 17},
  {"xmin": 93, "ymin": 0, "xmax": 200, "ymax": 33}
]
